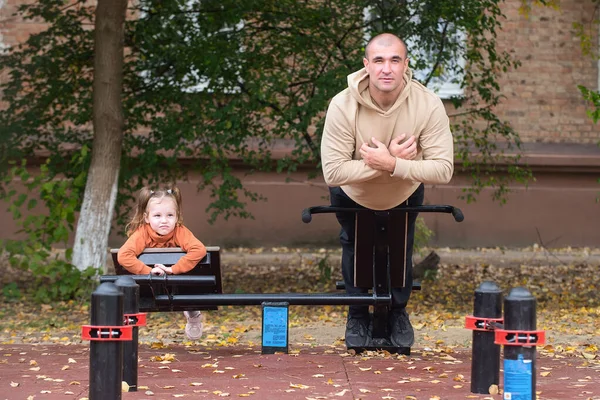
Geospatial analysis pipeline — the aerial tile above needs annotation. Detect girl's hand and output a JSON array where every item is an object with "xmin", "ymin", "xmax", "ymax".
[
  {"xmin": 151, "ymin": 266, "xmax": 165, "ymax": 276},
  {"xmin": 155, "ymin": 263, "xmax": 174, "ymax": 275}
]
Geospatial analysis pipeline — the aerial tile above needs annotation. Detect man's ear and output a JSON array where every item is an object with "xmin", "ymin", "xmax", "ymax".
[{"xmin": 363, "ymin": 57, "xmax": 369, "ymax": 69}]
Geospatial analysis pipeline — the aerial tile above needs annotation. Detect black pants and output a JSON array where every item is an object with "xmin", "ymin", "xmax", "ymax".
[{"xmin": 329, "ymin": 184, "xmax": 425, "ymax": 319}]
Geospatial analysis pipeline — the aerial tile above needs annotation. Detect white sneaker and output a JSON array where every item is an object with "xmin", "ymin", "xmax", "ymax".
[{"xmin": 183, "ymin": 311, "xmax": 203, "ymax": 340}]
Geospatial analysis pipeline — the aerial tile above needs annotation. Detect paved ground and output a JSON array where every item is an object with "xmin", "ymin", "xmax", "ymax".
[
  {"xmin": 2, "ymin": 247, "xmax": 600, "ymax": 399},
  {"xmin": 1, "ymin": 342, "xmax": 599, "ymax": 400}
]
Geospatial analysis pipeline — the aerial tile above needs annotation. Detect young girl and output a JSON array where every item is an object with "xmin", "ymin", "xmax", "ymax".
[{"xmin": 117, "ymin": 185, "xmax": 207, "ymax": 340}]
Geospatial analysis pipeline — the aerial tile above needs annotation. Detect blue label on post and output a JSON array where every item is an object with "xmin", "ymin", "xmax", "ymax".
[
  {"xmin": 262, "ymin": 306, "xmax": 288, "ymax": 348},
  {"xmin": 503, "ymin": 355, "xmax": 533, "ymax": 400}
]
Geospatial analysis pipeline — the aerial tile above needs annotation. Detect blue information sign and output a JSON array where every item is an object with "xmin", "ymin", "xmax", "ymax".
[
  {"xmin": 261, "ymin": 302, "xmax": 289, "ymax": 354},
  {"xmin": 503, "ymin": 355, "xmax": 533, "ymax": 400}
]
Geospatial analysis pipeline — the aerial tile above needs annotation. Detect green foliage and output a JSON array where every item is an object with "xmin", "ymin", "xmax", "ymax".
[
  {"xmin": 0, "ymin": 154, "xmax": 99, "ymax": 303},
  {"xmin": 414, "ymin": 217, "xmax": 433, "ymax": 254},
  {"xmin": 579, "ymin": 85, "xmax": 600, "ymax": 124},
  {"xmin": 1, "ymin": 282, "xmax": 22, "ymax": 301},
  {"xmin": 317, "ymin": 254, "xmax": 333, "ymax": 284},
  {"xmin": 1, "ymin": 0, "xmax": 532, "ymax": 233}
]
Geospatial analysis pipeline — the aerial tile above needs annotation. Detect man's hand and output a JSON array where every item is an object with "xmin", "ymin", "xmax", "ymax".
[
  {"xmin": 389, "ymin": 134, "xmax": 417, "ymax": 160},
  {"xmin": 359, "ymin": 137, "xmax": 396, "ymax": 173}
]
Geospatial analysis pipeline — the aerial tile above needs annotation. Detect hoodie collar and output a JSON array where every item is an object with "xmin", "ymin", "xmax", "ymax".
[{"xmin": 347, "ymin": 67, "xmax": 413, "ymax": 116}]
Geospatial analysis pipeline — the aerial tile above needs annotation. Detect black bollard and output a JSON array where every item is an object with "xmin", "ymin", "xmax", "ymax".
[
  {"xmin": 502, "ymin": 287, "xmax": 538, "ymax": 400},
  {"xmin": 469, "ymin": 281, "xmax": 503, "ymax": 394},
  {"xmin": 89, "ymin": 282, "xmax": 125, "ymax": 400},
  {"xmin": 115, "ymin": 276, "xmax": 140, "ymax": 392}
]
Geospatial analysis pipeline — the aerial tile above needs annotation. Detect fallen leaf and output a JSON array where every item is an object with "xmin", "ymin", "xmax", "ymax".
[
  {"xmin": 489, "ymin": 384, "xmax": 499, "ymax": 395},
  {"xmin": 289, "ymin": 383, "xmax": 310, "ymax": 389}
]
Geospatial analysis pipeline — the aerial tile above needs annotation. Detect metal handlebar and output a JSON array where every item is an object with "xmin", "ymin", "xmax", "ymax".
[{"xmin": 301, "ymin": 205, "xmax": 464, "ymax": 223}]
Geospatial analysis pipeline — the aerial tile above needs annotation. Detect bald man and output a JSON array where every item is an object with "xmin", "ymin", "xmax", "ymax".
[{"xmin": 321, "ymin": 33, "xmax": 454, "ymax": 349}]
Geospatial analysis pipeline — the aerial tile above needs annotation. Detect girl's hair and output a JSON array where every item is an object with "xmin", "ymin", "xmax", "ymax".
[{"xmin": 125, "ymin": 185, "xmax": 184, "ymax": 236}]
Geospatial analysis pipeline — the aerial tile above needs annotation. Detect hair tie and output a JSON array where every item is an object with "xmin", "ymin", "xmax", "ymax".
[
  {"xmin": 150, "ymin": 190, "xmax": 155, "ymax": 194},
  {"xmin": 167, "ymin": 189, "xmax": 172, "ymax": 194}
]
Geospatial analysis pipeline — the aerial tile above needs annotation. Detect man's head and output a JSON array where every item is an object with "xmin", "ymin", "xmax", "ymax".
[{"xmin": 363, "ymin": 33, "xmax": 409, "ymax": 99}]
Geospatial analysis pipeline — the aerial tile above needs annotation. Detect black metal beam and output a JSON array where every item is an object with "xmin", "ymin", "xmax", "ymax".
[
  {"xmin": 100, "ymin": 275, "xmax": 216, "ymax": 286},
  {"xmin": 153, "ymin": 293, "xmax": 392, "ymax": 306}
]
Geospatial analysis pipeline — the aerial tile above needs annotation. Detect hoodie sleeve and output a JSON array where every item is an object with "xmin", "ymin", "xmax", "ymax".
[
  {"xmin": 391, "ymin": 99, "xmax": 454, "ymax": 184},
  {"xmin": 321, "ymin": 97, "xmax": 382, "ymax": 186},
  {"xmin": 117, "ymin": 229, "xmax": 153, "ymax": 275},
  {"xmin": 171, "ymin": 225, "xmax": 207, "ymax": 274}
]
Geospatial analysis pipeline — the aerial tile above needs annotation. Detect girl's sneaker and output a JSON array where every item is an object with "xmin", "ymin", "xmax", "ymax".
[{"xmin": 183, "ymin": 311, "xmax": 203, "ymax": 340}]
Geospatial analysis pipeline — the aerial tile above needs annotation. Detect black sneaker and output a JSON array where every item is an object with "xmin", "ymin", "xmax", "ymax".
[
  {"xmin": 388, "ymin": 309, "xmax": 414, "ymax": 347},
  {"xmin": 345, "ymin": 315, "xmax": 370, "ymax": 348}
]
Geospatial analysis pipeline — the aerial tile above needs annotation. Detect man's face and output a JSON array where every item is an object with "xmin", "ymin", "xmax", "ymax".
[{"xmin": 363, "ymin": 39, "xmax": 409, "ymax": 97}]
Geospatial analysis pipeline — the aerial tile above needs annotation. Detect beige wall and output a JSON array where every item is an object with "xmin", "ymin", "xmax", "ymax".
[{"xmin": 101, "ymin": 143, "xmax": 600, "ymax": 249}]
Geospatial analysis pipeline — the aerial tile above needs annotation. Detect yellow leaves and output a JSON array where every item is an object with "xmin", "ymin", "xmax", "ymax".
[
  {"xmin": 121, "ymin": 381, "xmax": 130, "ymax": 392},
  {"xmin": 289, "ymin": 382, "xmax": 310, "ymax": 389},
  {"xmin": 413, "ymin": 322, "xmax": 425, "ymax": 330},
  {"xmin": 489, "ymin": 384, "xmax": 499, "ymax": 395},
  {"xmin": 540, "ymin": 371, "xmax": 552, "ymax": 377},
  {"xmin": 584, "ymin": 344, "xmax": 598, "ymax": 353},
  {"xmin": 151, "ymin": 353, "xmax": 176, "ymax": 362},
  {"xmin": 190, "ymin": 382, "xmax": 203, "ymax": 386},
  {"xmin": 358, "ymin": 366, "xmax": 372, "ymax": 371},
  {"xmin": 10, "ymin": 381, "xmax": 19, "ymax": 387},
  {"xmin": 334, "ymin": 389, "xmax": 349, "ymax": 396},
  {"xmin": 581, "ymin": 351, "xmax": 597, "ymax": 360}
]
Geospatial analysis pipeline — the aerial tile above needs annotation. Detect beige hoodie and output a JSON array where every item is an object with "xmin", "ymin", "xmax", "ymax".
[{"xmin": 320, "ymin": 67, "xmax": 454, "ymax": 210}]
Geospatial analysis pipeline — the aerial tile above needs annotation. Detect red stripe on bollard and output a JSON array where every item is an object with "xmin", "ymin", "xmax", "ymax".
[
  {"xmin": 81, "ymin": 325, "xmax": 133, "ymax": 341},
  {"xmin": 494, "ymin": 329, "xmax": 545, "ymax": 346},
  {"xmin": 124, "ymin": 313, "xmax": 147, "ymax": 327},
  {"xmin": 465, "ymin": 315, "xmax": 504, "ymax": 331}
]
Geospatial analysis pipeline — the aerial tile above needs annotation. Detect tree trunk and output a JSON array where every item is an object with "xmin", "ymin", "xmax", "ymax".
[{"xmin": 72, "ymin": 0, "xmax": 127, "ymax": 272}]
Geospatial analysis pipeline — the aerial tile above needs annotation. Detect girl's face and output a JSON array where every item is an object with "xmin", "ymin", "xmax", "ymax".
[{"xmin": 144, "ymin": 197, "xmax": 178, "ymax": 236}]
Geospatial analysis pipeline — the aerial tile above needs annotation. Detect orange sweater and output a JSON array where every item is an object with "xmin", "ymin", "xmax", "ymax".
[{"xmin": 117, "ymin": 224, "xmax": 207, "ymax": 275}]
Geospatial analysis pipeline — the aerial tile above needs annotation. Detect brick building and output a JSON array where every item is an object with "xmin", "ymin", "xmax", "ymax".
[{"xmin": 1, "ymin": 0, "xmax": 599, "ymax": 248}]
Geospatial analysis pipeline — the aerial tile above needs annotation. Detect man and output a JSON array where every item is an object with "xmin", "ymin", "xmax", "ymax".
[{"xmin": 320, "ymin": 33, "xmax": 454, "ymax": 349}]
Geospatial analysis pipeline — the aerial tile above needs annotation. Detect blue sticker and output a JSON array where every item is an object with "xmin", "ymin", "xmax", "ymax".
[
  {"xmin": 262, "ymin": 306, "xmax": 288, "ymax": 347},
  {"xmin": 503, "ymin": 354, "xmax": 533, "ymax": 400}
]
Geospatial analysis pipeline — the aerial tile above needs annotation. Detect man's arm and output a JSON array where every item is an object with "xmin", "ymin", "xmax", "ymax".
[
  {"xmin": 321, "ymin": 101, "xmax": 382, "ymax": 186},
  {"xmin": 391, "ymin": 102, "xmax": 454, "ymax": 184}
]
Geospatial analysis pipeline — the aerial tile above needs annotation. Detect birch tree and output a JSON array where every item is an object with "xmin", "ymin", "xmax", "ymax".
[{"xmin": 71, "ymin": 0, "xmax": 128, "ymax": 271}]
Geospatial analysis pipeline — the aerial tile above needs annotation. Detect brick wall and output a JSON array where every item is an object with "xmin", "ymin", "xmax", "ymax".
[
  {"xmin": 2, "ymin": 0, "xmax": 599, "ymax": 144},
  {"xmin": 495, "ymin": 0, "xmax": 600, "ymax": 143}
]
